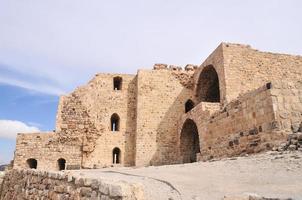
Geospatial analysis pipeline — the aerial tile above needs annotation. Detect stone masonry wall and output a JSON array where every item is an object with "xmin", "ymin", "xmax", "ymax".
[
  {"xmin": 222, "ymin": 43, "xmax": 302, "ymax": 102},
  {"xmin": 135, "ymin": 69, "xmax": 195, "ymax": 166},
  {"xmin": 14, "ymin": 133, "xmax": 82, "ymax": 171},
  {"xmin": 199, "ymin": 83, "xmax": 283, "ymax": 159},
  {"xmin": 202, "ymin": 80, "xmax": 302, "ymax": 159},
  {"xmin": 0, "ymin": 169, "xmax": 144, "ymax": 200},
  {"xmin": 272, "ymin": 81, "xmax": 302, "ymax": 134},
  {"xmin": 56, "ymin": 74, "xmax": 137, "ymax": 168}
]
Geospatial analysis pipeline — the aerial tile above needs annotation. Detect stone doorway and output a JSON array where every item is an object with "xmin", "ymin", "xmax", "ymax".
[{"xmin": 180, "ymin": 119, "xmax": 200, "ymax": 163}]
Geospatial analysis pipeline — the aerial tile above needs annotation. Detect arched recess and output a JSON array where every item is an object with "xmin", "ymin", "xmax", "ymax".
[
  {"xmin": 180, "ymin": 119, "xmax": 200, "ymax": 163},
  {"xmin": 26, "ymin": 158, "xmax": 37, "ymax": 169},
  {"xmin": 112, "ymin": 147, "xmax": 121, "ymax": 164},
  {"xmin": 185, "ymin": 99, "xmax": 195, "ymax": 113},
  {"xmin": 196, "ymin": 65, "xmax": 220, "ymax": 102},
  {"xmin": 111, "ymin": 113, "xmax": 120, "ymax": 131},
  {"xmin": 57, "ymin": 158, "xmax": 66, "ymax": 171}
]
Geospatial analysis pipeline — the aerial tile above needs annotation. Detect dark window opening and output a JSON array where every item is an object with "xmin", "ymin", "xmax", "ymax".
[
  {"xmin": 196, "ymin": 65, "xmax": 220, "ymax": 102},
  {"xmin": 180, "ymin": 119, "xmax": 200, "ymax": 163},
  {"xmin": 113, "ymin": 77, "xmax": 122, "ymax": 90},
  {"xmin": 112, "ymin": 147, "xmax": 121, "ymax": 164},
  {"xmin": 111, "ymin": 113, "xmax": 120, "ymax": 131},
  {"xmin": 185, "ymin": 100, "xmax": 195, "ymax": 113},
  {"xmin": 26, "ymin": 158, "xmax": 37, "ymax": 169},
  {"xmin": 57, "ymin": 158, "xmax": 66, "ymax": 171}
]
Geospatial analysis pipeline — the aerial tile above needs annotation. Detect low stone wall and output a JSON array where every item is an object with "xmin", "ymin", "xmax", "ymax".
[
  {"xmin": 14, "ymin": 133, "xmax": 82, "ymax": 171},
  {"xmin": 0, "ymin": 169, "xmax": 144, "ymax": 200}
]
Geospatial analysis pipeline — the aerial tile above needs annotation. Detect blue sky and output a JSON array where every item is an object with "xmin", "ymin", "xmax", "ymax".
[
  {"xmin": 0, "ymin": 0, "xmax": 302, "ymax": 164},
  {"xmin": 0, "ymin": 84, "xmax": 58, "ymax": 164}
]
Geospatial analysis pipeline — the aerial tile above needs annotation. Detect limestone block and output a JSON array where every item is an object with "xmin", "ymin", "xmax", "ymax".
[{"xmin": 153, "ymin": 63, "xmax": 168, "ymax": 70}]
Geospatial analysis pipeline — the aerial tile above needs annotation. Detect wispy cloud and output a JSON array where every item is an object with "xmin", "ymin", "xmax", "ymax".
[
  {"xmin": 0, "ymin": 76, "xmax": 65, "ymax": 95},
  {"xmin": 0, "ymin": 63, "xmax": 67, "ymax": 95},
  {"xmin": 0, "ymin": 120, "xmax": 40, "ymax": 139}
]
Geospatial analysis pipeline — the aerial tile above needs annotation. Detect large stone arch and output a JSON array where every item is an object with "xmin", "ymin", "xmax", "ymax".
[
  {"xmin": 180, "ymin": 119, "xmax": 200, "ymax": 163},
  {"xmin": 196, "ymin": 65, "xmax": 220, "ymax": 102}
]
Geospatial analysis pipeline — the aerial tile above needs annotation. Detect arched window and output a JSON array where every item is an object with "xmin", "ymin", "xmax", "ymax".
[
  {"xmin": 196, "ymin": 65, "xmax": 220, "ymax": 102},
  {"xmin": 113, "ymin": 77, "xmax": 122, "ymax": 90},
  {"xmin": 180, "ymin": 119, "xmax": 200, "ymax": 163},
  {"xmin": 112, "ymin": 147, "xmax": 121, "ymax": 164},
  {"xmin": 111, "ymin": 113, "xmax": 120, "ymax": 131},
  {"xmin": 57, "ymin": 158, "xmax": 66, "ymax": 171},
  {"xmin": 26, "ymin": 158, "xmax": 37, "ymax": 169},
  {"xmin": 185, "ymin": 100, "xmax": 195, "ymax": 113}
]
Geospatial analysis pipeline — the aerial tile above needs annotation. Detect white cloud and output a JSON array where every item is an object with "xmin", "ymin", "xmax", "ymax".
[{"xmin": 0, "ymin": 120, "xmax": 40, "ymax": 139}]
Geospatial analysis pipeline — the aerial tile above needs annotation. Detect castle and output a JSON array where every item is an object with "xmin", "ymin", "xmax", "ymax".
[{"xmin": 13, "ymin": 43, "xmax": 302, "ymax": 171}]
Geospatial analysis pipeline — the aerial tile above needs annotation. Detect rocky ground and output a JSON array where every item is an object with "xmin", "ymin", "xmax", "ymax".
[{"xmin": 69, "ymin": 150, "xmax": 302, "ymax": 200}]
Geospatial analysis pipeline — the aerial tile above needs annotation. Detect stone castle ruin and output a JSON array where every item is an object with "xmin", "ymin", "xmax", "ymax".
[{"xmin": 13, "ymin": 43, "xmax": 302, "ymax": 171}]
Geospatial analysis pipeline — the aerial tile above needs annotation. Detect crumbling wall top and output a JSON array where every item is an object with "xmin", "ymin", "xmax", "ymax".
[{"xmin": 153, "ymin": 63, "xmax": 198, "ymax": 72}]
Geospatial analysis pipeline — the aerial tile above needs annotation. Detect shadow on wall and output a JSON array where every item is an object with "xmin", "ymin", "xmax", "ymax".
[
  {"xmin": 124, "ymin": 77, "xmax": 137, "ymax": 166},
  {"xmin": 150, "ymin": 86, "xmax": 193, "ymax": 165}
]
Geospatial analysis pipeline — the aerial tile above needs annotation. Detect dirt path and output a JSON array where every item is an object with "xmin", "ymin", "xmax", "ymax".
[{"xmin": 71, "ymin": 151, "xmax": 302, "ymax": 200}]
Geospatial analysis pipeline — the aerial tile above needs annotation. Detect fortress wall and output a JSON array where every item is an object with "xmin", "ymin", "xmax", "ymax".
[
  {"xmin": 198, "ymin": 81, "xmax": 302, "ymax": 160},
  {"xmin": 199, "ymin": 84, "xmax": 283, "ymax": 159},
  {"xmin": 0, "ymin": 169, "xmax": 144, "ymax": 200},
  {"xmin": 56, "ymin": 74, "xmax": 137, "ymax": 168},
  {"xmin": 13, "ymin": 133, "xmax": 82, "ymax": 170},
  {"xmin": 80, "ymin": 74, "xmax": 137, "ymax": 168},
  {"xmin": 222, "ymin": 43, "xmax": 302, "ymax": 102},
  {"xmin": 135, "ymin": 69, "xmax": 194, "ymax": 166},
  {"xmin": 180, "ymin": 82, "xmax": 295, "ymax": 161}
]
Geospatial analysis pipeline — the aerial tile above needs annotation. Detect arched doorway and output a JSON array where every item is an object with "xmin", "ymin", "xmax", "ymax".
[
  {"xmin": 26, "ymin": 158, "xmax": 37, "ymax": 169},
  {"xmin": 196, "ymin": 65, "xmax": 220, "ymax": 102},
  {"xmin": 57, "ymin": 158, "xmax": 66, "ymax": 171},
  {"xmin": 112, "ymin": 147, "xmax": 121, "ymax": 164},
  {"xmin": 185, "ymin": 99, "xmax": 195, "ymax": 113},
  {"xmin": 180, "ymin": 119, "xmax": 200, "ymax": 163}
]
